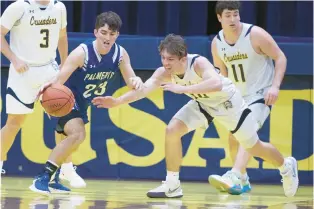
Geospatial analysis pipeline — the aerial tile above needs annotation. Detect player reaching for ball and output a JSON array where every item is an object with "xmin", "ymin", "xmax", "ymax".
[
  {"xmin": 0, "ymin": 0, "xmax": 86, "ymax": 189},
  {"xmin": 29, "ymin": 11, "xmax": 144, "ymax": 194}
]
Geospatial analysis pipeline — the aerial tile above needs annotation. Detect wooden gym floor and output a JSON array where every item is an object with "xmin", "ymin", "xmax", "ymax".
[{"xmin": 0, "ymin": 177, "xmax": 312, "ymax": 209}]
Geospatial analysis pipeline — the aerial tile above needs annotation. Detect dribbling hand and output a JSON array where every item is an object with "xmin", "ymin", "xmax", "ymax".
[{"xmin": 36, "ymin": 82, "xmax": 53, "ymax": 101}]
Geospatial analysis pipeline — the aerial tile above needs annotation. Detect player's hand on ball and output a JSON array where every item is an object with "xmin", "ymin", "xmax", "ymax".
[
  {"xmin": 12, "ymin": 57, "xmax": 28, "ymax": 73},
  {"xmin": 36, "ymin": 82, "xmax": 53, "ymax": 101},
  {"xmin": 161, "ymin": 83, "xmax": 185, "ymax": 94},
  {"xmin": 265, "ymin": 86, "xmax": 279, "ymax": 105},
  {"xmin": 130, "ymin": 76, "xmax": 143, "ymax": 90},
  {"xmin": 92, "ymin": 96, "xmax": 119, "ymax": 108}
]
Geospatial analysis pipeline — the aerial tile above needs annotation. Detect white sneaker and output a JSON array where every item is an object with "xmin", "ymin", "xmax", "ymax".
[
  {"xmin": 60, "ymin": 166, "xmax": 86, "ymax": 188},
  {"xmin": 147, "ymin": 181, "xmax": 183, "ymax": 198},
  {"xmin": 281, "ymin": 157, "xmax": 299, "ymax": 197},
  {"xmin": 208, "ymin": 171, "xmax": 242, "ymax": 195}
]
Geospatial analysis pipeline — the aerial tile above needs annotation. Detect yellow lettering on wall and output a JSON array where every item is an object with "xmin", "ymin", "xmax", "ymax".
[
  {"xmin": 263, "ymin": 89, "xmax": 313, "ymax": 171},
  {"xmin": 107, "ymin": 87, "xmax": 167, "ymax": 166},
  {"xmin": 21, "ymin": 103, "xmax": 51, "ymax": 163},
  {"xmin": 71, "ymin": 107, "xmax": 97, "ymax": 165}
]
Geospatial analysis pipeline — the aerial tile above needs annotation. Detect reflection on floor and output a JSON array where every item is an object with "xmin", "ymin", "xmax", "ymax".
[{"xmin": 0, "ymin": 177, "xmax": 313, "ymax": 209}]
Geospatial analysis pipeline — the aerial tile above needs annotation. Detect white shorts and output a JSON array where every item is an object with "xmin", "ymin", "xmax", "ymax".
[
  {"xmin": 6, "ymin": 61, "xmax": 59, "ymax": 114},
  {"xmin": 173, "ymin": 90, "xmax": 259, "ymax": 148},
  {"xmin": 244, "ymin": 88, "xmax": 271, "ymax": 129}
]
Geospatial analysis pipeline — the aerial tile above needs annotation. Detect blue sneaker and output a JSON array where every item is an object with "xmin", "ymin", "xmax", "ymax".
[
  {"xmin": 49, "ymin": 168, "xmax": 71, "ymax": 194},
  {"xmin": 208, "ymin": 171, "xmax": 243, "ymax": 195},
  {"xmin": 241, "ymin": 177, "xmax": 252, "ymax": 193},
  {"xmin": 29, "ymin": 173, "xmax": 51, "ymax": 194}
]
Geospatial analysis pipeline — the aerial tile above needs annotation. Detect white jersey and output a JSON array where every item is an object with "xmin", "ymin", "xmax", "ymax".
[
  {"xmin": 171, "ymin": 54, "xmax": 236, "ymax": 107},
  {"xmin": 215, "ymin": 23, "xmax": 274, "ymax": 97},
  {"xmin": 1, "ymin": 0, "xmax": 67, "ymax": 65}
]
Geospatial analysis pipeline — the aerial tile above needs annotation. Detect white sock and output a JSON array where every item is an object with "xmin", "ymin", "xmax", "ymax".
[
  {"xmin": 61, "ymin": 162, "xmax": 74, "ymax": 173},
  {"xmin": 166, "ymin": 171, "xmax": 179, "ymax": 184},
  {"xmin": 278, "ymin": 158, "xmax": 289, "ymax": 174},
  {"xmin": 231, "ymin": 169, "xmax": 242, "ymax": 178},
  {"xmin": 0, "ymin": 161, "xmax": 3, "ymax": 170}
]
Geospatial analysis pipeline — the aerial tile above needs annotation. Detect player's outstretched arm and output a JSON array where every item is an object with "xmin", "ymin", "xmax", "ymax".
[
  {"xmin": 119, "ymin": 48, "xmax": 143, "ymax": 90},
  {"xmin": 92, "ymin": 67, "xmax": 169, "ymax": 108},
  {"xmin": 211, "ymin": 37, "xmax": 228, "ymax": 77},
  {"xmin": 162, "ymin": 57, "xmax": 222, "ymax": 95}
]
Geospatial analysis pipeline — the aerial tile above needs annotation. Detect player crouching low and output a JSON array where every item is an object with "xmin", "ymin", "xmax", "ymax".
[{"xmin": 29, "ymin": 11, "xmax": 143, "ymax": 194}]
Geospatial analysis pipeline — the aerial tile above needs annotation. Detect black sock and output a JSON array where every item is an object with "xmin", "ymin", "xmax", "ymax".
[{"xmin": 43, "ymin": 161, "xmax": 58, "ymax": 179}]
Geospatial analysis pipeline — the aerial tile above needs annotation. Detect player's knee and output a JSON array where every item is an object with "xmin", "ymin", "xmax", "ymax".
[
  {"xmin": 69, "ymin": 131, "xmax": 86, "ymax": 145},
  {"xmin": 236, "ymin": 132, "xmax": 259, "ymax": 149},
  {"xmin": 166, "ymin": 119, "xmax": 187, "ymax": 139},
  {"xmin": 166, "ymin": 126, "xmax": 180, "ymax": 139},
  {"xmin": 5, "ymin": 115, "xmax": 26, "ymax": 131},
  {"xmin": 76, "ymin": 131, "xmax": 86, "ymax": 144}
]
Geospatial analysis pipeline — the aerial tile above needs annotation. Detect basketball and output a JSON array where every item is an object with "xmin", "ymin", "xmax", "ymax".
[{"xmin": 41, "ymin": 83, "xmax": 75, "ymax": 117}]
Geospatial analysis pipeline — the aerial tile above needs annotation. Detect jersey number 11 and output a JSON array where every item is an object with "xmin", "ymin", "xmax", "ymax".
[{"xmin": 231, "ymin": 64, "xmax": 246, "ymax": 82}]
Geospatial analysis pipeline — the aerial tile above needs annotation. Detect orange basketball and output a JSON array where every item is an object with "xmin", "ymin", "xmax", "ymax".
[{"xmin": 41, "ymin": 84, "xmax": 75, "ymax": 117}]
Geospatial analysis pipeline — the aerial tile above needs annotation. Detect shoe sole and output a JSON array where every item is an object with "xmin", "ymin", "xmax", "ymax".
[
  {"xmin": 29, "ymin": 184, "xmax": 50, "ymax": 195},
  {"xmin": 49, "ymin": 187, "xmax": 71, "ymax": 194},
  {"xmin": 208, "ymin": 175, "xmax": 243, "ymax": 195},
  {"xmin": 208, "ymin": 175, "xmax": 230, "ymax": 192},
  {"xmin": 146, "ymin": 192, "xmax": 183, "ymax": 198}
]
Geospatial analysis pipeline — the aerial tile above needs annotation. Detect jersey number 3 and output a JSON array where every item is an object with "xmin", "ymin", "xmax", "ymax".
[
  {"xmin": 231, "ymin": 64, "xmax": 246, "ymax": 82},
  {"xmin": 40, "ymin": 29, "xmax": 49, "ymax": 48},
  {"xmin": 83, "ymin": 81, "xmax": 108, "ymax": 98}
]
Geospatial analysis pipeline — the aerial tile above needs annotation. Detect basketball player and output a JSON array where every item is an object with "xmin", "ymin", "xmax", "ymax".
[
  {"xmin": 92, "ymin": 34, "xmax": 299, "ymax": 198},
  {"xmin": 29, "ymin": 11, "xmax": 143, "ymax": 194},
  {"xmin": 0, "ymin": 0, "xmax": 86, "ymax": 189},
  {"xmin": 208, "ymin": 0, "xmax": 289, "ymax": 195}
]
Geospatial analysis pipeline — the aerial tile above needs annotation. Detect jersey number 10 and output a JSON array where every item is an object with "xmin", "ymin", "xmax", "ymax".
[
  {"xmin": 231, "ymin": 64, "xmax": 246, "ymax": 82},
  {"xmin": 40, "ymin": 29, "xmax": 49, "ymax": 48}
]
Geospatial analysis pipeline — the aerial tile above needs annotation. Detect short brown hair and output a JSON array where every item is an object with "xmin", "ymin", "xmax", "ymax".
[
  {"xmin": 95, "ymin": 11, "xmax": 122, "ymax": 31},
  {"xmin": 158, "ymin": 34, "xmax": 187, "ymax": 59},
  {"xmin": 215, "ymin": 1, "xmax": 241, "ymax": 16}
]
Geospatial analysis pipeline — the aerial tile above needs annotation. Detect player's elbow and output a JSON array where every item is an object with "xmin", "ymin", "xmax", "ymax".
[{"xmin": 275, "ymin": 50, "xmax": 287, "ymax": 65}]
